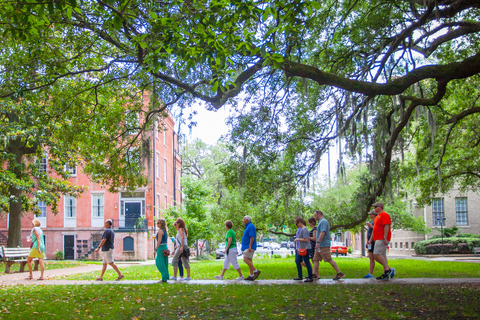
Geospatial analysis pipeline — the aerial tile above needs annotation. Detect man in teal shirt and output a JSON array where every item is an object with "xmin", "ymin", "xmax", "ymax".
[{"xmin": 313, "ymin": 210, "xmax": 345, "ymax": 281}]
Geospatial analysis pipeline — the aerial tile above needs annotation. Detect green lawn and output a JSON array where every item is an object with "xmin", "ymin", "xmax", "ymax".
[
  {"xmin": 2, "ymin": 257, "xmax": 480, "ymax": 319},
  {"xmin": 57, "ymin": 256, "xmax": 480, "ymax": 281},
  {"xmin": 1, "ymin": 283, "xmax": 479, "ymax": 319}
]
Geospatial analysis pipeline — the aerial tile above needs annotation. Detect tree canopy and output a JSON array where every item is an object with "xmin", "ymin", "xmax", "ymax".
[{"xmin": 2, "ymin": 0, "xmax": 480, "ymax": 233}]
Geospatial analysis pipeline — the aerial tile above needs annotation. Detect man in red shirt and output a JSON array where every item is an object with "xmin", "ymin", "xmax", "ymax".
[{"xmin": 367, "ymin": 202, "xmax": 395, "ymax": 280}]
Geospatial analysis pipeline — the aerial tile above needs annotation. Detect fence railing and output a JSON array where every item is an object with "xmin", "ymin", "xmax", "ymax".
[{"xmin": 112, "ymin": 218, "xmax": 149, "ymax": 232}]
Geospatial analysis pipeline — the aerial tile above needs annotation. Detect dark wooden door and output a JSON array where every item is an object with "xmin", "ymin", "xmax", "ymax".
[
  {"xmin": 64, "ymin": 235, "xmax": 75, "ymax": 260},
  {"xmin": 125, "ymin": 202, "xmax": 141, "ymax": 228}
]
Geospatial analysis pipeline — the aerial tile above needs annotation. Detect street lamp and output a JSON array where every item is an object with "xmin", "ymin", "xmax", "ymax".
[{"xmin": 437, "ymin": 217, "xmax": 446, "ymax": 256}]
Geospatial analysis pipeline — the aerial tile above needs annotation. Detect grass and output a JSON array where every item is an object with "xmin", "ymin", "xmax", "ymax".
[
  {"xmin": 1, "ymin": 283, "xmax": 479, "ymax": 319},
  {"xmin": 0, "ymin": 260, "xmax": 99, "ymax": 274},
  {"xmin": 56, "ymin": 256, "xmax": 480, "ymax": 281}
]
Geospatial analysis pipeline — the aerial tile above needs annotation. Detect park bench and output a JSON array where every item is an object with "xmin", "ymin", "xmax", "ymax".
[
  {"xmin": 1, "ymin": 246, "xmax": 38, "ymax": 274},
  {"xmin": 474, "ymin": 247, "xmax": 480, "ymax": 257}
]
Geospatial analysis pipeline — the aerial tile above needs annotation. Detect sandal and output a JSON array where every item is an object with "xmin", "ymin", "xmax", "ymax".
[
  {"xmin": 37, "ymin": 277, "xmax": 44, "ymax": 281},
  {"xmin": 95, "ymin": 277, "xmax": 103, "ymax": 281},
  {"xmin": 293, "ymin": 277, "xmax": 303, "ymax": 281},
  {"xmin": 115, "ymin": 274, "xmax": 125, "ymax": 281},
  {"xmin": 25, "ymin": 276, "xmax": 33, "ymax": 280},
  {"xmin": 312, "ymin": 274, "xmax": 318, "ymax": 279}
]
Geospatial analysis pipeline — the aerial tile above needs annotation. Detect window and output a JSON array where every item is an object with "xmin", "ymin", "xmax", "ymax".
[
  {"xmin": 411, "ymin": 242, "xmax": 415, "ymax": 249},
  {"xmin": 165, "ymin": 195, "xmax": 168, "ymax": 209},
  {"xmin": 65, "ymin": 195, "xmax": 76, "ymax": 218},
  {"xmin": 123, "ymin": 237, "xmax": 134, "ymax": 251},
  {"xmin": 37, "ymin": 201, "xmax": 47, "ymax": 218},
  {"xmin": 164, "ymin": 158, "xmax": 167, "ymax": 183},
  {"xmin": 38, "ymin": 156, "xmax": 47, "ymax": 173},
  {"xmin": 395, "ymin": 242, "xmax": 398, "ymax": 248},
  {"xmin": 155, "ymin": 121, "xmax": 159, "ymax": 139},
  {"xmin": 156, "ymin": 152, "xmax": 160, "ymax": 178},
  {"xmin": 432, "ymin": 198, "xmax": 445, "ymax": 226},
  {"xmin": 92, "ymin": 194, "xmax": 104, "ymax": 218},
  {"xmin": 400, "ymin": 242, "xmax": 403, "ymax": 249},
  {"xmin": 65, "ymin": 163, "xmax": 76, "ymax": 176},
  {"xmin": 405, "ymin": 242, "xmax": 409, "ymax": 249},
  {"xmin": 156, "ymin": 194, "xmax": 160, "ymax": 217},
  {"xmin": 455, "ymin": 197, "xmax": 468, "ymax": 225},
  {"xmin": 163, "ymin": 128, "xmax": 167, "ymax": 145}
]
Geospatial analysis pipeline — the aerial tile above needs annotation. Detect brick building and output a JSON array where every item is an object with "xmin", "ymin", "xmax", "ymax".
[
  {"xmin": 0, "ymin": 94, "xmax": 181, "ymax": 261},
  {"xmin": 351, "ymin": 188, "xmax": 480, "ymax": 255}
]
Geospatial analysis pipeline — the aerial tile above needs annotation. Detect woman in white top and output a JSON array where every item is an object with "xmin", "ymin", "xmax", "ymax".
[{"xmin": 170, "ymin": 218, "xmax": 191, "ymax": 280}]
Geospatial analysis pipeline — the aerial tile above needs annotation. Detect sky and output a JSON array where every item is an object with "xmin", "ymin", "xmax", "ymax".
[{"xmin": 184, "ymin": 104, "xmax": 231, "ymax": 145}]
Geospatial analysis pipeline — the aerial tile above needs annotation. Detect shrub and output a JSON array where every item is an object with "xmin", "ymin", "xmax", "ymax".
[
  {"xmin": 414, "ymin": 237, "xmax": 480, "ymax": 255},
  {"xmin": 425, "ymin": 243, "xmax": 454, "ymax": 254},
  {"xmin": 347, "ymin": 247, "xmax": 352, "ymax": 253},
  {"xmin": 53, "ymin": 249, "xmax": 64, "ymax": 260},
  {"xmin": 457, "ymin": 233, "xmax": 480, "ymax": 239}
]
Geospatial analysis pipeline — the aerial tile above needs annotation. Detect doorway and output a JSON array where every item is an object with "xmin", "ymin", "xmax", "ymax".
[
  {"xmin": 64, "ymin": 235, "xmax": 75, "ymax": 260},
  {"xmin": 124, "ymin": 202, "xmax": 142, "ymax": 229}
]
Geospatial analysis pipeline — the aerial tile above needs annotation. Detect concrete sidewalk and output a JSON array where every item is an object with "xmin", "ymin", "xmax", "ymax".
[
  {"xmin": 1, "ymin": 262, "xmax": 479, "ymax": 286},
  {"xmin": 3, "ymin": 277, "xmax": 480, "ymax": 286}
]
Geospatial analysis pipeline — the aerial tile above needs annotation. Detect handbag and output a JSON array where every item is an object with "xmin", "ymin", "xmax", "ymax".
[
  {"xmin": 298, "ymin": 248, "xmax": 307, "ymax": 256},
  {"xmin": 182, "ymin": 247, "xmax": 191, "ymax": 258},
  {"xmin": 162, "ymin": 249, "xmax": 170, "ymax": 257}
]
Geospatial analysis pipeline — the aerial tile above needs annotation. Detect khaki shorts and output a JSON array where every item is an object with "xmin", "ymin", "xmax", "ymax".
[
  {"xmin": 102, "ymin": 249, "xmax": 114, "ymax": 264},
  {"xmin": 242, "ymin": 249, "xmax": 255, "ymax": 259},
  {"xmin": 313, "ymin": 247, "xmax": 333, "ymax": 262},
  {"xmin": 373, "ymin": 240, "xmax": 389, "ymax": 257}
]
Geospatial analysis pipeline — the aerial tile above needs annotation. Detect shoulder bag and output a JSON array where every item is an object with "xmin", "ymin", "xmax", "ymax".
[{"xmin": 162, "ymin": 249, "xmax": 170, "ymax": 257}]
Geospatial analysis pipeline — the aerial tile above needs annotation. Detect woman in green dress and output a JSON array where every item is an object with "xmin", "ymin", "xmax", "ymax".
[
  {"xmin": 155, "ymin": 219, "xmax": 169, "ymax": 282},
  {"xmin": 27, "ymin": 219, "xmax": 45, "ymax": 280}
]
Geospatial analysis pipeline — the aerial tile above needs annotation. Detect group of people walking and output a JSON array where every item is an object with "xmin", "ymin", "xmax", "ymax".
[{"xmin": 24, "ymin": 203, "xmax": 394, "ymax": 283}]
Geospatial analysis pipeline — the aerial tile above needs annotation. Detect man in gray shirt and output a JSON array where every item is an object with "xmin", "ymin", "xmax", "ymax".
[{"xmin": 313, "ymin": 210, "xmax": 345, "ymax": 280}]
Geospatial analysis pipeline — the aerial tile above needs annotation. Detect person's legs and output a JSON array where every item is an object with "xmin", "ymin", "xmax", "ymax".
[
  {"xmin": 303, "ymin": 251, "xmax": 313, "ymax": 279},
  {"xmin": 180, "ymin": 253, "xmax": 191, "ymax": 278},
  {"xmin": 295, "ymin": 251, "xmax": 303, "ymax": 278},
  {"xmin": 373, "ymin": 254, "xmax": 389, "ymax": 272},
  {"xmin": 178, "ymin": 259, "xmax": 184, "ymax": 278},
  {"xmin": 98, "ymin": 263, "xmax": 107, "ymax": 279},
  {"xmin": 171, "ymin": 248, "xmax": 182, "ymax": 278},
  {"xmin": 27, "ymin": 257, "xmax": 33, "ymax": 278},
  {"xmin": 312, "ymin": 249, "xmax": 321, "ymax": 277},
  {"xmin": 109, "ymin": 262, "xmax": 123, "ymax": 277},
  {"xmin": 243, "ymin": 257, "xmax": 255, "ymax": 275},
  {"xmin": 368, "ymin": 252, "xmax": 375, "ymax": 275},
  {"xmin": 38, "ymin": 258, "xmax": 45, "ymax": 278},
  {"xmin": 328, "ymin": 259, "xmax": 341, "ymax": 273}
]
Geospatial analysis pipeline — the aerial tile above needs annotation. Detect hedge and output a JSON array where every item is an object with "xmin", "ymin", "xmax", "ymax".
[{"xmin": 414, "ymin": 237, "xmax": 480, "ymax": 255}]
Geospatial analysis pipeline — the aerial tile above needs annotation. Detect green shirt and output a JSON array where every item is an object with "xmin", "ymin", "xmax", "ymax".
[{"xmin": 225, "ymin": 229, "xmax": 236, "ymax": 249}]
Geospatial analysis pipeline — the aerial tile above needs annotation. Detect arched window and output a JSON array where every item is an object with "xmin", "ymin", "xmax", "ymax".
[{"xmin": 123, "ymin": 237, "xmax": 134, "ymax": 251}]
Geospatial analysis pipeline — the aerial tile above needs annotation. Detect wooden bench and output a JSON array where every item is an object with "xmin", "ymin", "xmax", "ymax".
[
  {"xmin": 1, "ymin": 247, "xmax": 38, "ymax": 274},
  {"xmin": 474, "ymin": 247, "xmax": 480, "ymax": 257}
]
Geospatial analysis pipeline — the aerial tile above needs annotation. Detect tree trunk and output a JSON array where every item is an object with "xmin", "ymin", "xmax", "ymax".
[
  {"xmin": 6, "ymin": 134, "xmax": 26, "ymax": 248},
  {"xmin": 7, "ymin": 186, "xmax": 23, "ymax": 247}
]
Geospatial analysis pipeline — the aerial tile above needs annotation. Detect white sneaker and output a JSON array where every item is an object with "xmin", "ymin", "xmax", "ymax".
[
  {"xmin": 183, "ymin": 277, "xmax": 191, "ymax": 281},
  {"xmin": 214, "ymin": 275, "xmax": 223, "ymax": 280},
  {"xmin": 177, "ymin": 277, "xmax": 184, "ymax": 281},
  {"xmin": 169, "ymin": 276, "xmax": 176, "ymax": 280},
  {"xmin": 235, "ymin": 276, "xmax": 244, "ymax": 281}
]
